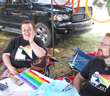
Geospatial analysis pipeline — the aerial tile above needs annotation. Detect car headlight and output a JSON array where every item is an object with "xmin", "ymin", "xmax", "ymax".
[
  {"xmin": 56, "ymin": 14, "xmax": 63, "ymax": 21},
  {"xmin": 54, "ymin": 14, "xmax": 70, "ymax": 21},
  {"xmin": 62, "ymin": 14, "xmax": 70, "ymax": 20}
]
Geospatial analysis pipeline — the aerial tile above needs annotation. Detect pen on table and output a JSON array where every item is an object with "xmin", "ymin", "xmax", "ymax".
[
  {"xmin": 5, "ymin": 82, "xmax": 8, "ymax": 86},
  {"xmin": 15, "ymin": 71, "xmax": 18, "ymax": 74}
]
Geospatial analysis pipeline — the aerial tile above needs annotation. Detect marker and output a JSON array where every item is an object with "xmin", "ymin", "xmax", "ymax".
[{"xmin": 15, "ymin": 71, "xmax": 18, "ymax": 74}]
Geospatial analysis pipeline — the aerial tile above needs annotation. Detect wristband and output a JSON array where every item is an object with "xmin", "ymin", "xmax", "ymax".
[{"xmin": 30, "ymin": 41, "xmax": 34, "ymax": 43}]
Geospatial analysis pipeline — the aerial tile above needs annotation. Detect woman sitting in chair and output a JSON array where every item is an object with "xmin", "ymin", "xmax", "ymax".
[{"xmin": 1, "ymin": 20, "xmax": 46, "ymax": 78}]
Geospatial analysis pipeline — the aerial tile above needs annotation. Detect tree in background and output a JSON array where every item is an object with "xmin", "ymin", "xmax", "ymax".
[{"xmin": 92, "ymin": 0, "xmax": 107, "ymax": 8}]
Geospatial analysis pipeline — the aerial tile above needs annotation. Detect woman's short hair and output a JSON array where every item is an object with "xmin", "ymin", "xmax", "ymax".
[{"xmin": 21, "ymin": 20, "xmax": 36, "ymax": 31}]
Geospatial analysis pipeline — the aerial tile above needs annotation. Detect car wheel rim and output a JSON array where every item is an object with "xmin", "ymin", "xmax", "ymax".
[{"xmin": 36, "ymin": 27, "xmax": 48, "ymax": 43}]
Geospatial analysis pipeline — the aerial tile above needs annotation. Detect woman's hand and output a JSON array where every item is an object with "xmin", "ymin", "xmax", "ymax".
[
  {"xmin": 9, "ymin": 66, "xmax": 17, "ymax": 75},
  {"xmin": 29, "ymin": 30, "xmax": 35, "ymax": 43}
]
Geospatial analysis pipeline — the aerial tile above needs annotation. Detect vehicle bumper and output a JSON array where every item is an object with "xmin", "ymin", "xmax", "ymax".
[{"xmin": 54, "ymin": 20, "xmax": 94, "ymax": 38}]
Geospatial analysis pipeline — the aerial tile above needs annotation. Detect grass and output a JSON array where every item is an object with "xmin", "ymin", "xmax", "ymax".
[
  {"xmin": 0, "ymin": 31, "xmax": 19, "ymax": 53},
  {"xmin": 50, "ymin": 31, "xmax": 103, "ymax": 59},
  {"xmin": 0, "ymin": 30, "xmax": 105, "ymax": 78},
  {"xmin": 49, "ymin": 30, "xmax": 104, "ymax": 77}
]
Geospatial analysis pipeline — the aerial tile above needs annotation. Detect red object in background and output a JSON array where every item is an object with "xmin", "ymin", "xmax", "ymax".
[
  {"xmin": 87, "ymin": 52, "xmax": 98, "ymax": 56},
  {"xmin": 0, "ymin": 59, "xmax": 3, "ymax": 63},
  {"xmin": 0, "ymin": 55, "xmax": 3, "ymax": 64},
  {"xmin": 53, "ymin": 0, "xmax": 70, "ymax": 6},
  {"xmin": 56, "ymin": 76, "xmax": 75, "ymax": 84},
  {"xmin": 72, "ymin": 0, "xmax": 80, "ymax": 13}
]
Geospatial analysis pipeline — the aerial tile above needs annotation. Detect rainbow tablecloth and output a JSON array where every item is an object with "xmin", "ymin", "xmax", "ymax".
[{"xmin": 17, "ymin": 70, "xmax": 51, "ymax": 90}]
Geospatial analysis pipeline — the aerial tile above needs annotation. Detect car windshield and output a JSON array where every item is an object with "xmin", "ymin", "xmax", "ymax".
[
  {"xmin": 29, "ymin": 0, "xmax": 92, "ymax": 7},
  {"xmin": 29, "ymin": 0, "xmax": 73, "ymax": 6}
]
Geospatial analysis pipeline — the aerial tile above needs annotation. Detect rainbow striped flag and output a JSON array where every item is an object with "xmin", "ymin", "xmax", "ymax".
[
  {"xmin": 1, "ymin": 68, "xmax": 28, "ymax": 78},
  {"xmin": 17, "ymin": 70, "xmax": 50, "ymax": 90}
]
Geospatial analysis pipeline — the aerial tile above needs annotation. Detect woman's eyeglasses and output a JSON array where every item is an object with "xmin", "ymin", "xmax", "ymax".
[{"xmin": 22, "ymin": 28, "xmax": 32, "ymax": 33}]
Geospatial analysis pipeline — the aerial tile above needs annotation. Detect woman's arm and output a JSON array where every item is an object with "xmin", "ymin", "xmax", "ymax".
[
  {"xmin": 29, "ymin": 30, "xmax": 46, "ymax": 58},
  {"xmin": 30, "ymin": 41, "xmax": 46, "ymax": 58},
  {"xmin": 3, "ymin": 53, "xmax": 17, "ymax": 74}
]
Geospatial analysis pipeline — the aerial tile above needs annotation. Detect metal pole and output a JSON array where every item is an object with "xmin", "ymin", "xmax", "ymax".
[
  {"xmin": 51, "ymin": 0, "xmax": 55, "ymax": 56},
  {"xmin": 107, "ymin": 0, "xmax": 110, "ymax": 16}
]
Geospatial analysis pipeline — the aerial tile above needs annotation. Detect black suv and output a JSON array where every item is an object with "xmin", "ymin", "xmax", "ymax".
[{"xmin": 0, "ymin": 0, "xmax": 93, "ymax": 47}]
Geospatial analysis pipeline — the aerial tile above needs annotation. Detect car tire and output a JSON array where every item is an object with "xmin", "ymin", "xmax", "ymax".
[{"xmin": 35, "ymin": 22, "xmax": 52, "ymax": 47}]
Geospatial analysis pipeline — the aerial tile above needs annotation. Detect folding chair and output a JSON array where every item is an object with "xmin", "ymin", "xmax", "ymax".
[
  {"xmin": 68, "ymin": 47, "xmax": 97, "ymax": 75},
  {"xmin": 43, "ymin": 59, "xmax": 56, "ymax": 79},
  {"xmin": 31, "ymin": 48, "xmax": 57, "ymax": 79},
  {"xmin": 56, "ymin": 47, "xmax": 97, "ymax": 81}
]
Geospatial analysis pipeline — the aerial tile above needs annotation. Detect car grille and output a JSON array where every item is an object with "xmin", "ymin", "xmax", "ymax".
[{"xmin": 72, "ymin": 7, "xmax": 92, "ymax": 22}]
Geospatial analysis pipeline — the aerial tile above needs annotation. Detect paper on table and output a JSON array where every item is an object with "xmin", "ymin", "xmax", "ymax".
[
  {"xmin": 0, "ymin": 78, "xmax": 17, "ymax": 96},
  {"xmin": 0, "ymin": 76, "xmax": 32, "ymax": 96},
  {"xmin": 9, "ymin": 91, "xmax": 28, "ymax": 96},
  {"xmin": 0, "ymin": 70, "xmax": 53, "ymax": 96}
]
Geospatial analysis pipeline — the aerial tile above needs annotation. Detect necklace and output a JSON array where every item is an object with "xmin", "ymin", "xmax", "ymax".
[
  {"xmin": 105, "ymin": 66, "xmax": 109, "ymax": 71},
  {"xmin": 105, "ymin": 64, "xmax": 110, "ymax": 71}
]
